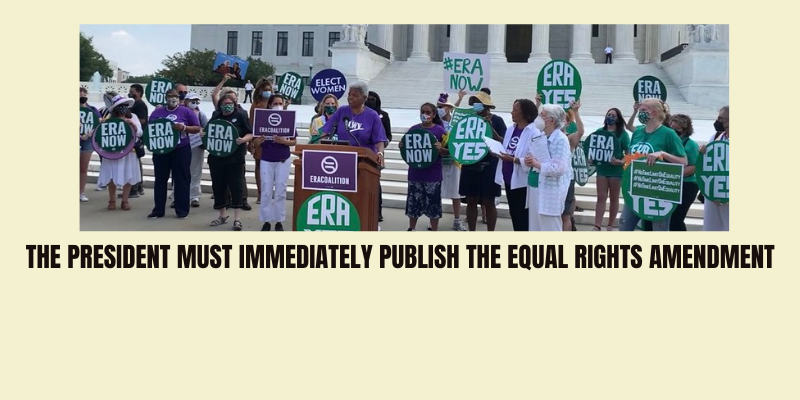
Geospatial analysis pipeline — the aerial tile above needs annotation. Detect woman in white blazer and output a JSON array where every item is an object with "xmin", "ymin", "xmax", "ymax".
[
  {"xmin": 494, "ymin": 99, "xmax": 540, "ymax": 231},
  {"xmin": 522, "ymin": 104, "xmax": 573, "ymax": 231}
]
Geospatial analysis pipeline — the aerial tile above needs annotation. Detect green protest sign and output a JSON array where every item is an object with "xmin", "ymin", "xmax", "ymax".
[
  {"xmin": 633, "ymin": 75, "xmax": 668, "ymax": 102},
  {"xmin": 94, "ymin": 118, "xmax": 133, "ymax": 153},
  {"xmin": 296, "ymin": 191, "xmax": 361, "ymax": 231},
  {"xmin": 629, "ymin": 160, "xmax": 683, "ymax": 203},
  {"xmin": 277, "ymin": 72, "xmax": 305, "ymax": 103},
  {"xmin": 447, "ymin": 107, "xmax": 475, "ymax": 135},
  {"xmin": 621, "ymin": 162, "xmax": 679, "ymax": 222},
  {"xmin": 447, "ymin": 116, "xmax": 491, "ymax": 165},
  {"xmin": 583, "ymin": 131, "xmax": 622, "ymax": 165},
  {"xmin": 442, "ymin": 52, "xmax": 490, "ymax": 93},
  {"xmin": 696, "ymin": 140, "xmax": 729, "ymax": 203},
  {"xmin": 143, "ymin": 118, "xmax": 180, "ymax": 155},
  {"xmin": 400, "ymin": 129, "xmax": 438, "ymax": 169},
  {"xmin": 144, "ymin": 77, "xmax": 175, "ymax": 106},
  {"xmin": 571, "ymin": 145, "xmax": 595, "ymax": 187},
  {"xmin": 203, "ymin": 120, "xmax": 238, "ymax": 158},
  {"xmin": 537, "ymin": 60, "xmax": 582, "ymax": 110},
  {"xmin": 79, "ymin": 107, "xmax": 99, "ymax": 136}
]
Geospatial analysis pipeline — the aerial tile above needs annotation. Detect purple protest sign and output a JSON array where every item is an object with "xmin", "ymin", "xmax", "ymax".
[
  {"xmin": 252, "ymin": 109, "xmax": 296, "ymax": 138},
  {"xmin": 302, "ymin": 150, "xmax": 358, "ymax": 193},
  {"xmin": 309, "ymin": 69, "xmax": 347, "ymax": 102}
]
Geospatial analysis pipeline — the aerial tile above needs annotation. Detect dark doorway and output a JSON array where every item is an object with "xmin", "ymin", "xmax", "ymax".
[{"xmin": 506, "ymin": 25, "xmax": 532, "ymax": 62}]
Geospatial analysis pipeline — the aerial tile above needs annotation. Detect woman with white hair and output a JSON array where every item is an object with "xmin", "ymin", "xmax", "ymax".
[
  {"xmin": 619, "ymin": 98, "xmax": 687, "ymax": 231},
  {"xmin": 522, "ymin": 104, "xmax": 573, "ymax": 231}
]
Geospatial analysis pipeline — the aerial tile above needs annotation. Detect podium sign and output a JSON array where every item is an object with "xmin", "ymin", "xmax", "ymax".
[{"xmin": 301, "ymin": 150, "xmax": 358, "ymax": 193}]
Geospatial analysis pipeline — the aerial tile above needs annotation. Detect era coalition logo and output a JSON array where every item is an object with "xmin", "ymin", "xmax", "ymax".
[
  {"xmin": 321, "ymin": 156, "xmax": 338, "ymax": 174},
  {"xmin": 268, "ymin": 113, "xmax": 282, "ymax": 126},
  {"xmin": 507, "ymin": 136, "xmax": 520, "ymax": 153},
  {"xmin": 629, "ymin": 142, "xmax": 655, "ymax": 154}
]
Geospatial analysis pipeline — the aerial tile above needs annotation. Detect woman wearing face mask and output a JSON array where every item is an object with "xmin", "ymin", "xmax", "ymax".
[
  {"xmin": 366, "ymin": 91, "xmax": 391, "ymax": 222},
  {"xmin": 523, "ymin": 105, "xmax": 572, "ymax": 231},
  {"xmin": 84, "ymin": 95, "xmax": 142, "ymax": 211},
  {"xmin": 79, "ymin": 87, "xmax": 101, "ymax": 202},
  {"xmin": 434, "ymin": 93, "xmax": 465, "ymax": 231},
  {"xmin": 309, "ymin": 94, "xmax": 339, "ymax": 143},
  {"xmin": 459, "ymin": 91, "xmax": 506, "ymax": 231},
  {"xmin": 494, "ymin": 99, "xmax": 539, "ymax": 231},
  {"xmin": 259, "ymin": 94, "xmax": 297, "ymax": 232},
  {"xmin": 183, "ymin": 93, "xmax": 208, "ymax": 208},
  {"xmin": 667, "ymin": 114, "xmax": 700, "ymax": 231},
  {"xmin": 700, "ymin": 106, "xmax": 729, "ymax": 231},
  {"xmin": 619, "ymin": 98, "xmax": 688, "ymax": 231},
  {"xmin": 248, "ymin": 77, "xmax": 277, "ymax": 205},
  {"xmin": 208, "ymin": 93, "xmax": 254, "ymax": 231},
  {"xmin": 398, "ymin": 103, "xmax": 447, "ymax": 231},
  {"xmin": 147, "ymin": 89, "xmax": 202, "ymax": 219},
  {"xmin": 590, "ymin": 108, "xmax": 630, "ymax": 231}
]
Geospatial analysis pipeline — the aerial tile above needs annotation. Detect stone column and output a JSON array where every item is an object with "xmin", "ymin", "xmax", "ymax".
[
  {"xmin": 487, "ymin": 24, "xmax": 506, "ymax": 61},
  {"xmin": 658, "ymin": 24, "xmax": 679, "ymax": 56},
  {"xmin": 569, "ymin": 24, "xmax": 593, "ymax": 64},
  {"xmin": 528, "ymin": 24, "xmax": 551, "ymax": 62},
  {"xmin": 614, "ymin": 24, "xmax": 638, "ymax": 64},
  {"xmin": 449, "ymin": 24, "xmax": 466, "ymax": 53},
  {"xmin": 408, "ymin": 24, "xmax": 431, "ymax": 62}
]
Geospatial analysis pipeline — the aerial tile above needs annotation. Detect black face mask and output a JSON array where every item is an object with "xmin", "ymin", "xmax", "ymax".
[
  {"xmin": 128, "ymin": 93, "xmax": 136, "ymax": 99},
  {"xmin": 80, "ymin": 96, "xmax": 88, "ymax": 104},
  {"xmin": 179, "ymin": 91, "xmax": 187, "ymax": 101},
  {"xmin": 365, "ymin": 99, "xmax": 377, "ymax": 109},
  {"xmin": 714, "ymin": 120, "xmax": 725, "ymax": 132}
]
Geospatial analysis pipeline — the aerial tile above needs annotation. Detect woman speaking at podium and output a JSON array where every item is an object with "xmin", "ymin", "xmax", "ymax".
[{"xmin": 319, "ymin": 82, "xmax": 387, "ymax": 165}]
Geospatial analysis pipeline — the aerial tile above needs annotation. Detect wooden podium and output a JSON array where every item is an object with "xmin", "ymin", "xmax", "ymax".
[{"xmin": 292, "ymin": 144, "xmax": 381, "ymax": 231}]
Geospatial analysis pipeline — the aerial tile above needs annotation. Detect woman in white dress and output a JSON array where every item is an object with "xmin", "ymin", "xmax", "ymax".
[
  {"xmin": 89, "ymin": 95, "xmax": 142, "ymax": 211},
  {"xmin": 523, "ymin": 104, "xmax": 573, "ymax": 231}
]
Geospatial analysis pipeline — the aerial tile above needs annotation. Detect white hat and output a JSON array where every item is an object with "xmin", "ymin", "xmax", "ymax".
[
  {"xmin": 185, "ymin": 92, "xmax": 201, "ymax": 101},
  {"xmin": 108, "ymin": 95, "xmax": 134, "ymax": 114}
]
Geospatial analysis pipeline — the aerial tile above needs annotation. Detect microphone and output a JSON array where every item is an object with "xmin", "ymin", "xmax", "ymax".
[{"xmin": 342, "ymin": 117, "xmax": 362, "ymax": 148}]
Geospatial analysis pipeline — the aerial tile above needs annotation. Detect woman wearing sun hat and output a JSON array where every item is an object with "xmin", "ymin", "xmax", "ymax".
[{"xmin": 82, "ymin": 95, "xmax": 142, "ymax": 211}]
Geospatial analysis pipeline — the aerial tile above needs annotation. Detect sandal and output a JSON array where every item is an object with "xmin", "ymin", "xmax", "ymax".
[
  {"xmin": 209, "ymin": 215, "xmax": 229, "ymax": 227},
  {"xmin": 592, "ymin": 225, "xmax": 601, "ymax": 231},
  {"xmin": 233, "ymin": 220, "xmax": 242, "ymax": 231},
  {"xmin": 121, "ymin": 201, "xmax": 131, "ymax": 211},
  {"xmin": 607, "ymin": 225, "xmax": 616, "ymax": 231},
  {"xmin": 107, "ymin": 201, "xmax": 116, "ymax": 210}
]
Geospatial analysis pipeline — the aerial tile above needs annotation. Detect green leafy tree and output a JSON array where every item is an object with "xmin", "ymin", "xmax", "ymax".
[
  {"xmin": 123, "ymin": 74, "xmax": 155, "ymax": 83},
  {"xmin": 80, "ymin": 32, "xmax": 114, "ymax": 81}
]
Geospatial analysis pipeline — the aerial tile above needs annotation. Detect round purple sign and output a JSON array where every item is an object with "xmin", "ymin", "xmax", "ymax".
[
  {"xmin": 309, "ymin": 69, "xmax": 347, "ymax": 102},
  {"xmin": 92, "ymin": 118, "xmax": 136, "ymax": 160}
]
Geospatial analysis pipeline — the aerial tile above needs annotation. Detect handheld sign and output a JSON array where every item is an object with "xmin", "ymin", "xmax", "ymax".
[
  {"xmin": 633, "ymin": 75, "xmax": 667, "ymax": 102},
  {"xmin": 442, "ymin": 52, "xmax": 491, "ymax": 93},
  {"xmin": 309, "ymin": 69, "xmax": 347, "ymax": 102},
  {"xmin": 93, "ymin": 118, "xmax": 134, "ymax": 160},
  {"xmin": 252, "ymin": 109, "xmax": 296, "ymax": 139},
  {"xmin": 583, "ymin": 131, "xmax": 622, "ymax": 165},
  {"xmin": 80, "ymin": 107, "xmax": 99, "ymax": 136},
  {"xmin": 448, "ymin": 116, "xmax": 491, "ymax": 165},
  {"xmin": 203, "ymin": 120, "xmax": 238, "ymax": 158},
  {"xmin": 143, "ymin": 118, "xmax": 180, "ymax": 155},
  {"xmin": 144, "ymin": 78, "xmax": 175, "ymax": 106},
  {"xmin": 446, "ymin": 107, "xmax": 475, "ymax": 136},
  {"xmin": 212, "ymin": 52, "xmax": 249, "ymax": 81},
  {"xmin": 622, "ymin": 160, "xmax": 682, "ymax": 221},
  {"xmin": 277, "ymin": 72, "xmax": 305, "ymax": 103},
  {"xmin": 537, "ymin": 60, "xmax": 582, "ymax": 110},
  {"xmin": 571, "ymin": 145, "xmax": 595, "ymax": 186},
  {"xmin": 400, "ymin": 129, "xmax": 438, "ymax": 169},
  {"xmin": 695, "ymin": 141, "xmax": 729, "ymax": 203},
  {"xmin": 296, "ymin": 191, "xmax": 361, "ymax": 231}
]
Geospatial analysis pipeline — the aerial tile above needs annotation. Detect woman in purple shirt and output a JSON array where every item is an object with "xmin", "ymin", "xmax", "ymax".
[
  {"xmin": 259, "ymin": 95, "xmax": 297, "ymax": 232},
  {"xmin": 147, "ymin": 89, "xmax": 202, "ymax": 219}
]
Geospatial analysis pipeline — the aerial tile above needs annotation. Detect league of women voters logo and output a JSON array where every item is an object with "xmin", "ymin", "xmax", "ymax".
[
  {"xmin": 629, "ymin": 142, "xmax": 655, "ymax": 154},
  {"xmin": 346, "ymin": 119, "xmax": 364, "ymax": 132}
]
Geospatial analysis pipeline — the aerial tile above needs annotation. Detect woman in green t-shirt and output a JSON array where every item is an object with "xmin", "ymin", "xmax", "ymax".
[
  {"xmin": 668, "ymin": 114, "xmax": 701, "ymax": 231},
  {"xmin": 590, "ymin": 108, "xmax": 630, "ymax": 231},
  {"xmin": 619, "ymin": 99, "xmax": 688, "ymax": 231}
]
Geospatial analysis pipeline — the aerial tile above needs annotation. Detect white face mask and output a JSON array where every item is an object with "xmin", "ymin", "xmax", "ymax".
[
  {"xmin": 437, "ymin": 108, "xmax": 447, "ymax": 118},
  {"xmin": 187, "ymin": 103, "xmax": 198, "ymax": 110},
  {"xmin": 271, "ymin": 105, "xmax": 283, "ymax": 110},
  {"xmin": 534, "ymin": 117, "xmax": 546, "ymax": 131}
]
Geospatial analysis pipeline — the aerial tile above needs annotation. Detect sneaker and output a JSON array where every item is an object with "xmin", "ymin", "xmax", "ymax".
[
  {"xmin": 138, "ymin": 188, "xmax": 145, "ymax": 196},
  {"xmin": 453, "ymin": 219, "xmax": 467, "ymax": 231},
  {"xmin": 95, "ymin": 185, "xmax": 106, "ymax": 191},
  {"xmin": 242, "ymin": 202, "xmax": 252, "ymax": 211},
  {"xmin": 147, "ymin": 212, "xmax": 164, "ymax": 219},
  {"xmin": 407, "ymin": 228, "xmax": 415, "ymax": 231},
  {"xmin": 177, "ymin": 214, "xmax": 189, "ymax": 220},
  {"xmin": 80, "ymin": 193, "xmax": 89, "ymax": 202},
  {"xmin": 275, "ymin": 222, "xmax": 284, "ymax": 231},
  {"xmin": 191, "ymin": 199, "xmax": 200, "ymax": 208},
  {"xmin": 261, "ymin": 222, "xmax": 271, "ymax": 231}
]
